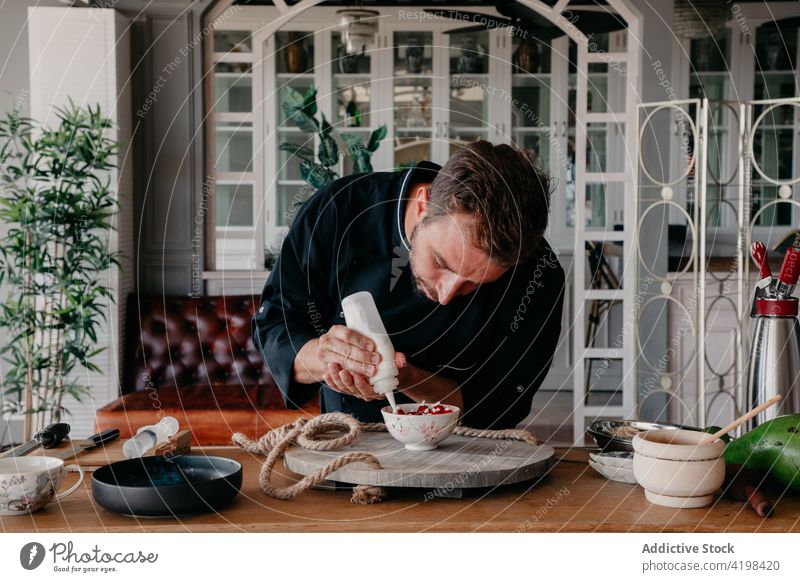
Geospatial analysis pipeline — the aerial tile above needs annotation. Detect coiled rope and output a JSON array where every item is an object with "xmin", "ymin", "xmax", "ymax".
[{"xmin": 232, "ymin": 412, "xmax": 538, "ymax": 505}]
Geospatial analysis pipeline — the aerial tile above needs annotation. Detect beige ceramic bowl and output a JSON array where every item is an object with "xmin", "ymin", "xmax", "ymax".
[{"xmin": 632, "ymin": 429, "xmax": 726, "ymax": 508}]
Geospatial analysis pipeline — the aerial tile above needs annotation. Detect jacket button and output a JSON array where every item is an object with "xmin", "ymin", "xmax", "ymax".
[{"xmin": 259, "ymin": 306, "xmax": 265, "ymax": 313}]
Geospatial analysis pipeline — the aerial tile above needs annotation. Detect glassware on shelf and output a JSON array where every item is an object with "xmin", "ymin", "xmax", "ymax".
[
  {"xmin": 213, "ymin": 63, "xmax": 252, "ymax": 113},
  {"xmin": 406, "ymin": 42, "xmax": 424, "ymax": 74},
  {"xmin": 214, "ymin": 30, "xmax": 252, "ymax": 53},
  {"xmin": 456, "ymin": 42, "xmax": 485, "ymax": 75},
  {"xmin": 339, "ymin": 51, "xmax": 362, "ymax": 74},
  {"xmin": 394, "ymin": 31, "xmax": 432, "ymax": 76},
  {"xmin": 285, "ymin": 31, "xmax": 309, "ymax": 74},
  {"xmin": 407, "ymin": 95, "xmax": 424, "ymax": 128},
  {"xmin": 276, "ymin": 30, "xmax": 314, "ymax": 75},
  {"xmin": 514, "ymin": 39, "xmax": 540, "ymax": 74},
  {"xmin": 340, "ymin": 87, "xmax": 362, "ymax": 127}
]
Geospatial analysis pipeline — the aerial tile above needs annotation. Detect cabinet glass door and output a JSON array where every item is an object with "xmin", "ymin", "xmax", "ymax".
[
  {"xmin": 332, "ymin": 30, "xmax": 375, "ymax": 176},
  {"xmin": 688, "ymin": 31, "xmax": 730, "ymax": 226},
  {"xmin": 275, "ymin": 30, "xmax": 315, "ymax": 226},
  {"xmin": 447, "ymin": 30, "xmax": 490, "ymax": 152},
  {"xmin": 511, "ymin": 36, "xmax": 552, "ymax": 171},
  {"xmin": 751, "ymin": 25, "xmax": 798, "ymax": 231},
  {"xmin": 211, "ymin": 29, "xmax": 257, "ymax": 270},
  {"xmin": 393, "ymin": 30, "xmax": 434, "ymax": 167}
]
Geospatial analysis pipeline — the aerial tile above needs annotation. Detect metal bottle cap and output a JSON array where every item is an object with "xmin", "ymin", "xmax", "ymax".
[{"xmin": 753, "ymin": 297, "xmax": 799, "ymax": 317}]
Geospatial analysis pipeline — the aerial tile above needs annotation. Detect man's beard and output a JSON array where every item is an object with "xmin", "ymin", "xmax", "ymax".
[{"xmin": 408, "ymin": 223, "xmax": 437, "ymax": 302}]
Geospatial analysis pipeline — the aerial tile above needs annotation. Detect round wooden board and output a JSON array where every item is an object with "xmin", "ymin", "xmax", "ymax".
[{"xmin": 284, "ymin": 432, "xmax": 555, "ymax": 489}]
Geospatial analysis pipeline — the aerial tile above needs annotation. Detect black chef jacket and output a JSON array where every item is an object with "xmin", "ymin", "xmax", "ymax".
[{"xmin": 252, "ymin": 161, "xmax": 566, "ymax": 429}]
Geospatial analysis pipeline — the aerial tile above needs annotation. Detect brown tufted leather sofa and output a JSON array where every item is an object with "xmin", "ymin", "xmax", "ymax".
[{"xmin": 95, "ymin": 295, "xmax": 319, "ymax": 445}]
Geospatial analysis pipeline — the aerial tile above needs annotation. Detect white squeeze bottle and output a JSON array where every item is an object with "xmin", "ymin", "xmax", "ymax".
[
  {"xmin": 122, "ymin": 416, "xmax": 180, "ymax": 459},
  {"xmin": 341, "ymin": 291, "xmax": 399, "ymax": 410}
]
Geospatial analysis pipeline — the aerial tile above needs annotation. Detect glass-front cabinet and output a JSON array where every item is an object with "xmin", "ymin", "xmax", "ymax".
[
  {"xmin": 671, "ymin": 16, "xmax": 800, "ymax": 247},
  {"xmin": 208, "ymin": 6, "xmax": 626, "ymax": 269}
]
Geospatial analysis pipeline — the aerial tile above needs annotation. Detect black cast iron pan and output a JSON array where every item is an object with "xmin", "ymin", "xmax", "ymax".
[{"xmin": 92, "ymin": 454, "xmax": 242, "ymax": 517}]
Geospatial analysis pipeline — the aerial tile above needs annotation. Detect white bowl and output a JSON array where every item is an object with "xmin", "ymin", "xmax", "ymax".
[
  {"xmin": 632, "ymin": 429, "xmax": 725, "ymax": 508},
  {"xmin": 381, "ymin": 404, "xmax": 459, "ymax": 451}
]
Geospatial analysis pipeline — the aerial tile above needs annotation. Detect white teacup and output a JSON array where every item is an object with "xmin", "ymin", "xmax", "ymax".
[{"xmin": 0, "ymin": 456, "xmax": 85, "ymax": 515}]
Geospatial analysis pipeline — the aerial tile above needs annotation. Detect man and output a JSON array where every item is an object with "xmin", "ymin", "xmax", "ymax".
[{"xmin": 253, "ymin": 141, "xmax": 565, "ymax": 429}]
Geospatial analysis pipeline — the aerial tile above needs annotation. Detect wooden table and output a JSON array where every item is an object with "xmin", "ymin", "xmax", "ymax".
[{"xmin": 2, "ymin": 446, "xmax": 798, "ymax": 533}]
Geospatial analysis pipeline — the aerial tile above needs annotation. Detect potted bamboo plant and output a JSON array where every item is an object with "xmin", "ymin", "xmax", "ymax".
[{"xmin": 0, "ymin": 102, "xmax": 120, "ymax": 440}]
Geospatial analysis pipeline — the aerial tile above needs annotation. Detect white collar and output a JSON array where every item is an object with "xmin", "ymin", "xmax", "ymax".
[{"xmin": 396, "ymin": 168, "xmax": 413, "ymax": 252}]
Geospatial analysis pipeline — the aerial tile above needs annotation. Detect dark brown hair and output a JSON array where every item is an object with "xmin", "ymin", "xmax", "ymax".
[{"xmin": 424, "ymin": 140, "xmax": 552, "ymax": 266}]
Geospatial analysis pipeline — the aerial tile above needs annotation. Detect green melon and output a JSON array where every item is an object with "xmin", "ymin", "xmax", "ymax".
[
  {"xmin": 723, "ymin": 414, "xmax": 800, "ymax": 494},
  {"xmin": 702, "ymin": 425, "xmax": 731, "ymax": 443}
]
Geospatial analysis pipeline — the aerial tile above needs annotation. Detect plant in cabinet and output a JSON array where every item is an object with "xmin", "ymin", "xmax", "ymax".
[{"xmin": 279, "ymin": 85, "xmax": 387, "ymax": 191}]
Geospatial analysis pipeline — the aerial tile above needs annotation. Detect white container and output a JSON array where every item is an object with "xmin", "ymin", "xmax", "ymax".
[
  {"xmin": 341, "ymin": 291, "xmax": 398, "ymax": 408},
  {"xmin": 381, "ymin": 404, "xmax": 459, "ymax": 451},
  {"xmin": 632, "ymin": 429, "xmax": 726, "ymax": 508},
  {"xmin": 122, "ymin": 416, "xmax": 180, "ymax": 459}
]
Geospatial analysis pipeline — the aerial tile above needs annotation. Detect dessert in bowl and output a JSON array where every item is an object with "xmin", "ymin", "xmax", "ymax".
[{"xmin": 381, "ymin": 403, "xmax": 460, "ymax": 451}]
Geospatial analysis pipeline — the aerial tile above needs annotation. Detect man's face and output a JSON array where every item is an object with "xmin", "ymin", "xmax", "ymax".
[{"xmin": 408, "ymin": 213, "xmax": 508, "ymax": 305}]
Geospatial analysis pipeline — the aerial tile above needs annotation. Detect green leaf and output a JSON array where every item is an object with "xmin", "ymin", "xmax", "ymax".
[
  {"xmin": 283, "ymin": 86, "xmax": 304, "ymax": 109},
  {"xmin": 366, "ymin": 124, "xmax": 388, "ymax": 152},
  {"xmin": 301, "ymin": 86, "xmax": 318, "ymax": 117},
  {"xmin": 300, "ymin": 160, "xmax": 336, "ymax": 189},
  {"xmin": 352, "ymin": 153, "xmax": 372, "ymax": 174},
  {"xmin": 282, "ymin": 103, "xmax": 319, "ymax": 133},
  {"xmin": 319, "ymin": 114, "xmax": 333, "ymax": 138},
  {"xmin": 278, "ymin": 143, "xmax": 314, "ymax": 161},
  {"xmin": 317, "ymin": 120, "xmax": 339, "ymax": 167}
]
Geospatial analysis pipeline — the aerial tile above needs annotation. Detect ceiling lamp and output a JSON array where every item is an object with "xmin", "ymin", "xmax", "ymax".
[
  {"xmin": 673, "ymin": 0, "xmax": 731, "ymax": 39},
  {"xmin": 337, "ymin": 9, "xmax": 380, "ymax": 54}
]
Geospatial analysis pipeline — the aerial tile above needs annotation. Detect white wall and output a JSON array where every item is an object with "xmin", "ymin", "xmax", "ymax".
[{"xmin": 0, "ymin": 0, "xmax": 64, "ymax": 446}]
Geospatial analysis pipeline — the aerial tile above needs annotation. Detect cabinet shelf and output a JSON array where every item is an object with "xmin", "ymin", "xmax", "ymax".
[
  {"xmin": 333, "ymin": 73, "xmax": 371, "ymax": 82},
  {"xmin": 277, "ymin": 73, "xmax": 314, "ymax": 80},
  {"xmin": 394, "ymin": 76, "xmax": 436, "ymax": 86},
  {"xmin": 394, "ymin": 127, "xmax": 433, "ymax": 133}
]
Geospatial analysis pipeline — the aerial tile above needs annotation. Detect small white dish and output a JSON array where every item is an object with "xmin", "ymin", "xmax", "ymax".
[
  {"xmin": 589, "ymin": 450, "xmax": 633, "ymax": 469},
  {"xmin": 381, "ymin": 404, "xmax": 459, "ymax": 451},
  {"xmin": 588, "ymin": 459, "xmax": 637, "ymax": 484}
]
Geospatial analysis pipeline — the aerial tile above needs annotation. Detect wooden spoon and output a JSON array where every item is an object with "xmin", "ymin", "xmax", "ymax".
[{"xmin": 700, "ymin": 395, "xmax": 782, "ymax": 445}]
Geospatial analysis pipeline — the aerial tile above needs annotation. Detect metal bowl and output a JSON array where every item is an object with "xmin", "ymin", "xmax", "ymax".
[{"xmin": 586, "ymin": 420, "xmax": 702, "ymax": 452}]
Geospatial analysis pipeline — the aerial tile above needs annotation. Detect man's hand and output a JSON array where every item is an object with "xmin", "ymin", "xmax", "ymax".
[
  {"xmin": 324, "ymin": 351, "xmax": 407, "ymax": 401},
  {"xmin": 292, "ymin": 325, "xmax": 407, "ymax": 401}
]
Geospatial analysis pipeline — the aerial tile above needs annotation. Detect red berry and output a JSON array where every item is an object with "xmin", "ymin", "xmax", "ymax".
[{"xmin": 395, "ymin": 408, "xmax": 405, "ymax": 415}]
